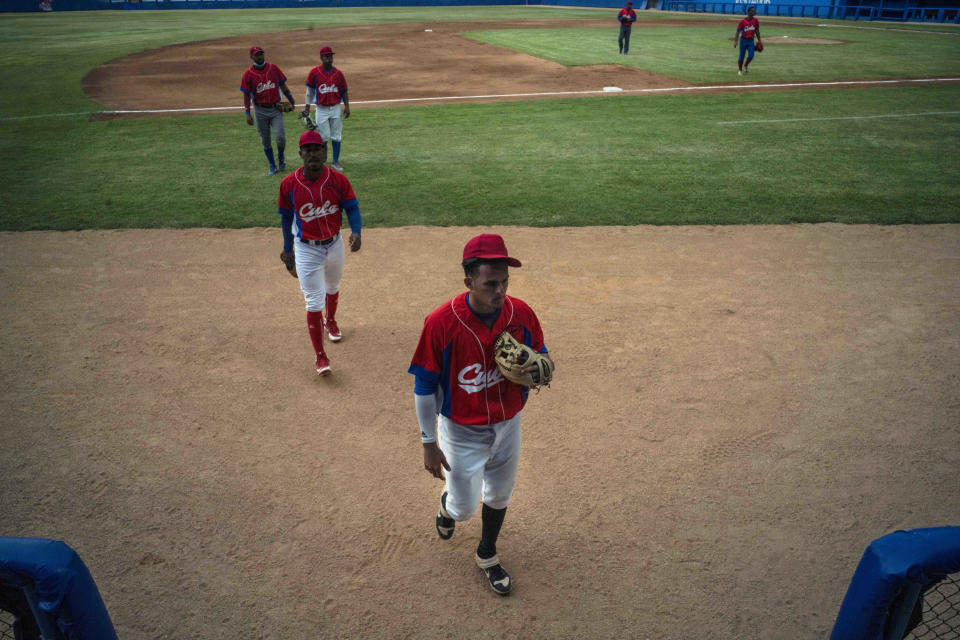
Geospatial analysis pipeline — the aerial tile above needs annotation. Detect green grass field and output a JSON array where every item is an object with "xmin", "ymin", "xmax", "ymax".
[{"xmin": 2, "ymin": 7, "xmax": 959, "ymax": 229}]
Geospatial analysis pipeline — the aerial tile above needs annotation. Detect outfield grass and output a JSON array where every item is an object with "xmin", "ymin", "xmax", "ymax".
[
  {"xmin": 465, "ymin": 24, "xmax": 960, "ymax": 82},
  {"xmin": 2, "ymin": 7, "xmax": 959, "ymax": 229}
]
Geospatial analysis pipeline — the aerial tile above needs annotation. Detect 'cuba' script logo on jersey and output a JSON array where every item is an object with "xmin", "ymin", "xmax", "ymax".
[
  {"xmin": 299, "ymin": 200, "xmax": 339, "ymax": 222},
  {"xmin": 256, "ymin": 80, "xmax": 276, "ymax": 94},
  {"xmin": 317, "ymin": 83, "xmax": 340, "ymax": 95},
  {"xmin": 458, "ymin": 364, "xmax": 504, "ymax": 394}
]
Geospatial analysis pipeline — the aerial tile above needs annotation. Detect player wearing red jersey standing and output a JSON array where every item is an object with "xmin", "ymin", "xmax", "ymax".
[
  {"xmin": 241, "ymin": 46, "xmax": 296, "ymax": 175},
  {"xmin": 734, "ymin": 6, "xmax": 763, "ymax": 75},
  {"xmin": 618, "ymin": 1, "xmax": 638, "ymax": 55},
  {"xmin": 303, "ymin": 46, "xmax": 350, "ymax": 172},
  {"xmin": 409, "ymin": 234, "xmax": 555, "ymax": 596},
  {"xmin": 278, "ymin": 130, "xmax": 362, "ymax": 376}
]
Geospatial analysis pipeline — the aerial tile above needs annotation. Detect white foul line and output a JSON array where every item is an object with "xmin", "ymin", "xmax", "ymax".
[
  {"xmin": 716, "ymin": 110, "xmax": 960, "ymax": 124},
  {"xmin": 349, "ymin": 77, "xmax": 960, "ymax": 104},
  {"xmin": 2, "ymin": 77, "xmax": 959, "ymax": 120}
]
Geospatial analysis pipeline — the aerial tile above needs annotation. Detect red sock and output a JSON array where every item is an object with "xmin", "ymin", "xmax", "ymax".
[
  {"xmin": 738, "ymin": 60, "xmax": 743, "ymax": 70},
  {"xmin": 307, "ymin": 311, "xmax": 326, "ymax": 357},
  {"xmin": 325, "ymin": 292, "xmax": 339, "ymax": 323}
]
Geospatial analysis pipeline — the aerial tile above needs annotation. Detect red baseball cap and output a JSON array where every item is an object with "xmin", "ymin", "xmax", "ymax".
[
  {"xmin": 299, "ymin": 130, "xmax": 325, "ymax": 147},
  {"xmin": 320, "ymin": 46, "xmax": 334, "ymax": 55},
  {"xmin": 462, "ymin": 234, "xmax": 521, "ymax": 267},
  {"xmin": 250, "ymin": 46, "xmax": 264, "ymax": 56}
]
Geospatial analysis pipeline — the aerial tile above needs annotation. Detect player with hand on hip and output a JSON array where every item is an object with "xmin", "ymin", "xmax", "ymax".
[
  {"xmin": 277, "ymin": 130, "xmax": 362, "ymax": 376},
  {"xmin": 735, "ymin": 6, "xmax": 762, "ymax": 75},
  {"xmin": 618, "ymin": 1, "xmax": 637, "ymax": 55},
  {"xmin": 304, "ymin": 46, "xmax": 350, "ymax": 172},
  {"xmin": 241, "ymin": 46, "xmax": 296, "ymax": 175},
  {"xmin": 409, "ymin": 234, "xmax": 554, "ymax": 596}
]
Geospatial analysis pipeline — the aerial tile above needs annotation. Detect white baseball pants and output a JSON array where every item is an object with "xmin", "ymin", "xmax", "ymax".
[
  {"xmin": 293, "ymin": 234, "xmax": 344, "ymax": 312},
  {"xmin": 312, "ymin": 104, "xmax": 343, "ymax": 142},
  {"xmin": 438, "ymin": 413, "xmax": 522, "ymax": 521}
]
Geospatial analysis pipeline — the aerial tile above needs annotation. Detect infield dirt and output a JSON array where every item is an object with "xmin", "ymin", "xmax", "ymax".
[
  {"xmin": 82, "ymin": 18, "xmax": 858, "ymax": 114},
  {"xmin": 2, "ymin": 225, "xmax": 959, "ymax": 638}
]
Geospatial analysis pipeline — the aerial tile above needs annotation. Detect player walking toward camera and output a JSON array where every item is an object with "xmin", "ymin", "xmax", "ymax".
[
  {"xmin": 241, "ymin": 46, "xmax": 296, "ymax": 175},
  {"xmin": 735, "ymin": 6, "xmax": 762, "ymax": 75},
  {"xmin": 409, "ymin": 234, "xmax": 555, "ymax": 596},
  {"xmin": 303, "ymin": 46, "xmax": 350, "ymax": 172},
  {"xmin": 618, "ymin": 1, "xmax": 637, "ymax": 55},
  {"xmin": 277, "ymin": 130, "xmax": 362, "ymax": 376}
]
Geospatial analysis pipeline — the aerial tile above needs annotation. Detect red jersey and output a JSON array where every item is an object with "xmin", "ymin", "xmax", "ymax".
[
  {"xmin": 240, "ymin": 62, "xmax": 287, "ymax": 105},
  {"xmin": 618, "ymin": 8, "xmax": 637, "ymax": 25},
  {"xmin": 409, "ymin": 293, "xmax": 547, "ymax": 426},
  {"xmin": 737, "ymin": 17, "xmax": 760, "ymax": 39},
  {"xmin": 306, "ymin": 65, "xmax": 348, "ymax": 107},
  {"xmin": 277, "ymin": 167, "xmax": 357, "ymax": 241}
]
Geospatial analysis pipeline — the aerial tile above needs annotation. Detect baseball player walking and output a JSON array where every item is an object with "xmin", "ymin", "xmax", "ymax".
[
  {"xmin": 735, "ymin": 7, "xmax": 763, "ymax": 75},
  {"xmin": 241, "ymin": 46, "xmax": 296, "ymax": 175},
  {"xmin": 278, "ymin": 130, "xmax": 362, "ymax": 376},
  {"xmin": 303, "ymin": 46, "xmax": 350, "ymax": 172},
  {"xmin": 409, "ymin": 234, "xmax": 554, "ymax": 595},
  {"xmin": 618, "ymin": 1, "xmax": 637, "ymax": 55}
]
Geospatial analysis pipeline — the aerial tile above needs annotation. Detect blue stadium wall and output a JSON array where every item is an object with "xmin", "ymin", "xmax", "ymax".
[
  {"xmin": 3, "ymin": 0, "xmax": 812, "ymax": 11},
  {"xmin": 7, "ymin": 0, "xmax": 615, "ymax": 11},
  {"xmin": 7, "ymin": 0, "xmax": 958, "ymax": 22}
]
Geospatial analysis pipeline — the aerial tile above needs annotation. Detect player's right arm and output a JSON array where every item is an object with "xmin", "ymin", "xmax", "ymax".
[
  {"xmin": 410, "ymin": 316, "xmax": 451, "ymax": 479},
  {"xmin": 416, "ymin": 389, "xmax": 449, "ymax": 480},
  {"xmin": 277, "ymin": 178, "xmax": 296, "ymax": 253},
  {"xmin": 305, "ymin": 69, "xmax": 317, "ymax": 111},
  {"xmin": 241, "ymin": 73, "xmax": 254, "ymax": 125}
]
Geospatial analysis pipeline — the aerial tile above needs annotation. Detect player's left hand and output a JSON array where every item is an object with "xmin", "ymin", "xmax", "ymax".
[
  {"xmin": 343, "ymin": 105, "xmax": 351, "ymax": 119},
  {"xmin": 348, "ymin": 233, "xmax": 361, "ymax": 252},
  {"xmin": 522, "ymin": 355, "xmax": 554, "ymax": 376}
]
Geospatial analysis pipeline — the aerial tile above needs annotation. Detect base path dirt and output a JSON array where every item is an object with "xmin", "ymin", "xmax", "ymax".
[{"xmin": 2, "ymin": 225, "xmax": 958, "ymax": 639}]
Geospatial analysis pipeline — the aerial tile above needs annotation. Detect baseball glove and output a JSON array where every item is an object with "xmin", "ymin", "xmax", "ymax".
[
  {"xmin": 300, "ymin": 109, "xmax": 316, "ymax": 131},
  {"xmin": 493, "ymin": 331, "xmax": 553, "ymax": 390},
  {"xmin": 755, "ymin": 41, "xmax": 764, "ymax": 52},
  {"xmin": 275, "ymin": 102, "xmax": 296, "ymax": 113},
  {"xmin": 280, "ymin": 251, "xmax": 297, "ymax": 278}
]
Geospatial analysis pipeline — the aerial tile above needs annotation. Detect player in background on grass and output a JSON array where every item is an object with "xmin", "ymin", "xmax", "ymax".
[
  {"xmin": 618, "ymin": 1, "xmax": 638, "ymax": 55},
  {"xmin": 735, "ymin": 6, "xmax": 762, "ymax": 75},
  {"xmin": 241, "ymin": 46, "xmax": 296, "ymax": 175},
  {"xmin": 304, "ymin": 46, "xmax": 350, "ymax": 172}
]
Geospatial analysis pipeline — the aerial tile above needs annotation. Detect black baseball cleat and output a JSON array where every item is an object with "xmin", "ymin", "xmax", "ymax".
[
  {"xmin": 436, "ymin": 491, "xmax": 454, "ymax": 540},
  {"xmin": 476, "ymin": 553, "xmax": 511, "ymax": 595}
]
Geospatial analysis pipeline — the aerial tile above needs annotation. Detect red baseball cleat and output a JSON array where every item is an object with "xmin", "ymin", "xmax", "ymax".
[
  {"xmin": 315, "ymin": 354, "xmax": 331, "ymax": 376},
  {"xmin": 326, "ymin": 319, "xmax": 342, "ymax": 342}
]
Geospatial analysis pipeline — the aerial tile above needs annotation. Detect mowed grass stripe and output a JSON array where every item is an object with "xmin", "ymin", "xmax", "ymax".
[{"xmin": 3, "ymin": 84, "xmax": 958, "ymax": 229}]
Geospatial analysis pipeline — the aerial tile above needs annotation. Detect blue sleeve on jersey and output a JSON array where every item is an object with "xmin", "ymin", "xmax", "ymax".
[
  {"xmin": 280, "ymin": 209, "xmax": 294, "ymax": 252},
  {"xmin": 240, "ymin": 87, "xmax": 251, "ymax": 94},
  {"xmin": 342, "ymin": 199, "xmax": 361, "ymax": 235},
  {"xmin": 409, "ymin": 364, "xmax": 440, "ymax": 395}
]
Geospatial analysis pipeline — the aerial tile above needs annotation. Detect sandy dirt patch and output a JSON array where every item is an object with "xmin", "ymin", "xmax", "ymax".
[{"xmin": 2, "ymin": 225, "xmax": 958, "ymax": 638}]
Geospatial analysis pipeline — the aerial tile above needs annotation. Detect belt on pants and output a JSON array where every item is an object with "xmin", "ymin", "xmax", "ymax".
[{"xmin": 300, "ymin": 235, "xmax": 337, "ymax": 247}]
